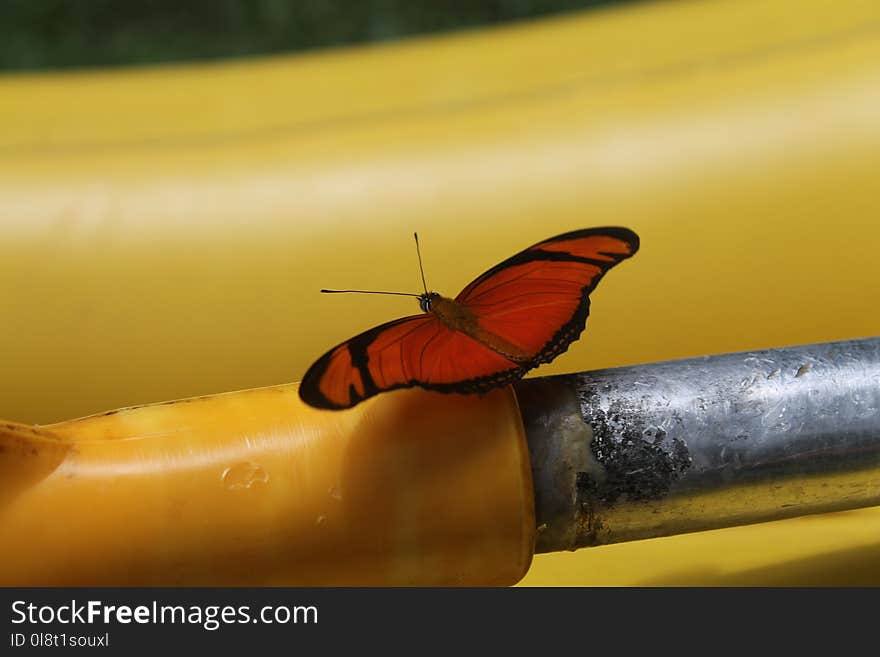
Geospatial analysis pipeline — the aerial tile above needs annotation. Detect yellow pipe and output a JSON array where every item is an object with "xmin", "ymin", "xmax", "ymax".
[
  {"xmin": 0, "ymin": 386, "xmax": 534, "ymax": 586},
  {"xmin": 2, "ymin": 0, "xmax": 880, "ymax": 585}
]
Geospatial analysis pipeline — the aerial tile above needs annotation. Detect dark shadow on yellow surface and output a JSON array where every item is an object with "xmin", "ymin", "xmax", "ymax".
[
  {"xmin": 639, "ymin": 542, "xmax": 880, "ymax": 586},
  {"xmin": 337, "ymin": 386, "xmax": 533, "ymax": 585}
]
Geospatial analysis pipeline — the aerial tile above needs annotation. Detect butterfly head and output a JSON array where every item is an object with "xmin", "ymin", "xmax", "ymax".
[{"xmin": 418, "ymin": 292, "xmax": 440, "ymax": 313}]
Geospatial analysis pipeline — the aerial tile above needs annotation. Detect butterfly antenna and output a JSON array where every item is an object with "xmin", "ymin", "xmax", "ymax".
[
  {"xmin": 414, "ymin": 232, "xmax": 429, "ymax": 295},
  {"xmin": 321, "ymin": 234, "xmax": 428, "ymax": 299},
  {"xmin": 320, "ymin": 289, "xmax": 421, "ymax": 298}
]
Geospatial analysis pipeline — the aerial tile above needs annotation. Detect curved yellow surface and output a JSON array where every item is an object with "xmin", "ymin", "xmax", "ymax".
[
  {"xmin": 1, "ymin": 386, "xmax": 534, "ymax": 586},
  {"xmin": 1, "ymin": 0, "xmax": 879, "ymax": 584}
]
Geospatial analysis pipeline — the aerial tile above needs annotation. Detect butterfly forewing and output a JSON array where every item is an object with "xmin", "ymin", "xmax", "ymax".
[
  {"xmin": 300, "ymin": 315, "xmax": 524, "ymax": 409},
  {"xmin": 456, "ymin": 227, "xmax": 639, "ymax": 360}
]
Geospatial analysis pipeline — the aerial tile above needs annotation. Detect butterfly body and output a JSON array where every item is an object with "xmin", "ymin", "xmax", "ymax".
[
  {"xmin": 300, "ymin": 227, "xmax": 639, "ymax": 410},
  {"xmin": 425, "ymin": 294, "xmax": 533, "ymax": 363}
]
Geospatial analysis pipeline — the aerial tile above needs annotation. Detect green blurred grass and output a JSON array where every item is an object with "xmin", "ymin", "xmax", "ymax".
[{"xmin": 0, "ymin": 0, "xmax": 633, "ymax": 71}]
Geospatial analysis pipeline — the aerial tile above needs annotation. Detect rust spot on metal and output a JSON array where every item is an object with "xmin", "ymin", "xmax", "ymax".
[{"xmin": 577, "ymin": 390, "xmax": 692, "ymax": 506}]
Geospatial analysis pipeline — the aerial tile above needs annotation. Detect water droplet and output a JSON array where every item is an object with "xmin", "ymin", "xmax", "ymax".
[
  {"xmin": 222, "ymin": 462, "xmax": 268, "ymax": 490},
  {"xmin": 316, "ymin": 515, "xmax": 327, "ymax": 526}
]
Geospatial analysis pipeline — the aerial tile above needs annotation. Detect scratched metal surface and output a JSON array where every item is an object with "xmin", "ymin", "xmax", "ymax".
[{"xmin": 516, "ymin": 337, "xmax": 880, "ymax": 553}]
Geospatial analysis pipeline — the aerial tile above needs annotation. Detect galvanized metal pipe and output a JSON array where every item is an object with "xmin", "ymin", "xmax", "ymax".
[{"xmin": 514, "ymin": 337, "xmax": 880, "ymax": 554}]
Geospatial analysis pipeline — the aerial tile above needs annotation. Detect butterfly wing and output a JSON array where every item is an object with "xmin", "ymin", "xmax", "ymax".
[
  {"xmin": 300, "ymin": 226, "xmax": 639, "ymax": 410},
  {"xmin": 299, "ymin": 314, "xmax": 527, "ymax": 409},
  {"xmin": 455, "ymin": 226, "xmax": 639, "ymax": 365}
]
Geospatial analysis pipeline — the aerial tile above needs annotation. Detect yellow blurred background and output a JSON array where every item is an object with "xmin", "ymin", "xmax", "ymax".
[{"xmin": 1, "ymin": 0, "xmax": 879, "ymax": 584}]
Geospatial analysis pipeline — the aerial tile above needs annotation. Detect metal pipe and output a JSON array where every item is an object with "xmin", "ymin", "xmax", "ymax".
[{"xmin": 515, "ymin": 337, "xmax": 880, "ymax": 554}]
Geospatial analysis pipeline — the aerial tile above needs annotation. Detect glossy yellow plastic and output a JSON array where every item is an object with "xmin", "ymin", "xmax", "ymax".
[
  {"xmin": 0, "ymin": 386, "xmax": 534, "ymax": 585},
  {"xmin": 1, "ymin": 0, "xmax": 879, "ymax": 584}
]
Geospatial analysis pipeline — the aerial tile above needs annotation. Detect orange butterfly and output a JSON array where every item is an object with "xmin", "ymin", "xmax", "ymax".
[{"xmin": 299, "ymin": 227, "xmax": 639, "ymax": 409}]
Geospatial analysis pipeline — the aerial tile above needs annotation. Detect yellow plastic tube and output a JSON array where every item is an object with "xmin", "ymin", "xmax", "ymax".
[
  {"xmin": 0, "ymin": 386, "xmax": 534, "ymax": 586},
  {"xmin": 2, "ymin": 0, "xmax": 880, "ymax": 585}
]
